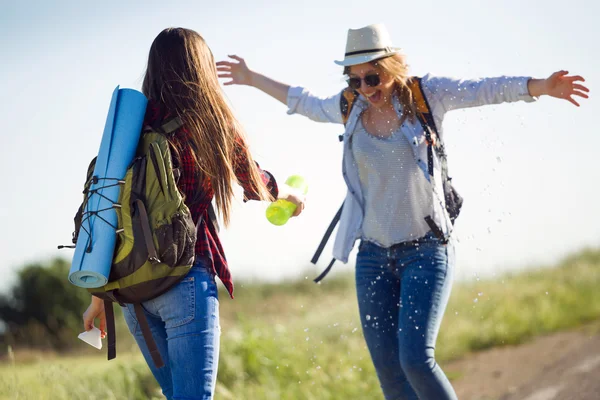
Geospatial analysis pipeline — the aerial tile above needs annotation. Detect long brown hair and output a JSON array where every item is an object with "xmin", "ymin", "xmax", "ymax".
[
  {"xmin": 142, "ymin": 27, "xmax": 273, "ymax": 226},
  {"xmin": 344, "ymin": 53, "xmax": 417, "ymax": 125}
]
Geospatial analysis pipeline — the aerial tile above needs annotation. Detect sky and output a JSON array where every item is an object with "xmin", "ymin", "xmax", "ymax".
[{"xmin": 0, "ymin": 0, "xmax": 598, "ymax": 293}]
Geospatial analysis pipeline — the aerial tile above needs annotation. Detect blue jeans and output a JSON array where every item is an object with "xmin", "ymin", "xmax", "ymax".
[
  {"xmin": 123, "ymin": 258, "xmax": 220, "ymax": 400},
  {"xmin": 355, "ymin": 233, "xmax": 457, "ymax": 400}
]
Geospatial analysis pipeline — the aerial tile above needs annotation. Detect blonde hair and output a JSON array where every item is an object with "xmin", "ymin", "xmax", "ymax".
[
  {"xmin": 142, "ymin": 28, "xmax": 273, "ymax": 226},
  {"xmin": 344, "ymin": 53, "xmax": 417, "ymax": 125}
]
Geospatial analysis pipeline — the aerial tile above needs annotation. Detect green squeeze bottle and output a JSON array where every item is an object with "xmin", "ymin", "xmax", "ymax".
[{"xmin": 266, "ymin": 175, "xmax": 308, "ymax": 226}]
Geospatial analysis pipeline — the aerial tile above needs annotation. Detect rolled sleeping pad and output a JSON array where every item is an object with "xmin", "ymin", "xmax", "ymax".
[{"xmin": 68, "ymin": 86, "xmax": 148, "ymax": 288}]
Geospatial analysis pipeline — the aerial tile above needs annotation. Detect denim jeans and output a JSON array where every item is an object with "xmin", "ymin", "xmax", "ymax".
[
  {"xmin": 123, "ymin": 257, "xmax": 220, "ymax": 400},
  {"xmin": 355, "ymin": 233, "xmax": 457, "ymax": 400}
]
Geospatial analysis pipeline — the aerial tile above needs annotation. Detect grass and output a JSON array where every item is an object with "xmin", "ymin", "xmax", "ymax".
[
  {"xmin": 2, "ymin": 248, "xmax": 600, "ymax": 399},
  {"xmin": 0, "ymin": 352, "xmax": 160, "ymax": 400}
]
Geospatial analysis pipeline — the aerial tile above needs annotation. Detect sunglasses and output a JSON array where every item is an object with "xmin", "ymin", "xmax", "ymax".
[{"xmin": 346, "ymin": 74, "xmax": 381, "ymax": 90}]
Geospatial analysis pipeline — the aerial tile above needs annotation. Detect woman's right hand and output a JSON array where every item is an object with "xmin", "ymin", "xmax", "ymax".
[
  {"xmin": 82, "ymin": 296, "xmax": 107, "ymax": 339},
  {"xmin": 217, "ymin": 55, "xmax": 254, "ymax": 86},
  {"xmin": 278, "ymin": 186, "xmax": 306, "ymax": 217},
  {"xmin": 216, "ymin": 55, "xmax": 290, "ymax": 105}
]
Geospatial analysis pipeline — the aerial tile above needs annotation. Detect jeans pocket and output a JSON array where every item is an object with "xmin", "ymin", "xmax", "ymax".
[
  {"xmin": 159, "ymin": 276, "xmax": 196, "ymax": 329},
  {"xmin": 123, "ymin": 304, "xmax": 140, "ymax": 335}
]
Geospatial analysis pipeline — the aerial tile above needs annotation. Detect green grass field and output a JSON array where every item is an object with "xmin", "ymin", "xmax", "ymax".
[{"xmin": 2, "ymin": 248, "xmax": 600, "ymax": 400}]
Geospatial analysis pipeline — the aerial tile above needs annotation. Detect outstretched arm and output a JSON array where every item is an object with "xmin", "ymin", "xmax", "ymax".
[
  {"xmin": 423, "ymin": 71, "xmax": 589, "ymax": 114},
  {"xmin": 232, "ymin": 138, "xmax": 305, "ymax": 216},
  {"xmin": 527, "ymin": 70, "xmax": 589, "ymax": 107},
  {"xmin": 217, "ymin": 55, "xmax": 290, "ymax": 105},
  {"xmin": 217, "ymin": 55, "xmax": 344, "ymax": 124}
]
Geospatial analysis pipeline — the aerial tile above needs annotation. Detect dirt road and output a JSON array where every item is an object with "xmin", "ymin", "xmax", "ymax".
[{"xmin": 447, "ymin": 323, "xmax": 600, "ymax": 400}]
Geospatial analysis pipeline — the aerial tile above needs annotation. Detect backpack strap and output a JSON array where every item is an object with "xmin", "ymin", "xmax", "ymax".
[
  {"xmin": 104, "ymin": 299, "xmax": 117, "ymax": 361},
  {"xmin": 157, "ymin": 116, "xmax": 184, "ymax": 134},
  {"xmin": 310, "ymin": 88, "xmax": 359, "ymax": 280},
  {"xmin": 313, "ymin": 258, "xmax": 337, "ymax": 283},
  {"xmin": 408, "ymin": 77, "xmax": 437, "ymax": 176},
  {"xmin": 409, "ymin": 77, "xmax": 452, "ymax": 243},
  {"xmin": 133, "ymin": 303, "xmax": 165, "ymax": 368},
  {"xmin": 408, "ymin": 77, "xmax": 438, "ymax": 132},
  {"xmin": 311, "ymin": 202, "xmax": 344, "ymax": 282},
  {"xmin": 143, "ymin": 116, "xmax": 184, "ymax": 136},
  {"xmin": 340, "ymin": 88, "xmax": 359, "ymax": 139}
]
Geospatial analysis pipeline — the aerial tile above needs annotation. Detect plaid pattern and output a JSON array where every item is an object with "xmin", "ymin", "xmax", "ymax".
[{"xmin": 145, "ymin": 102, "xmax": 278, "ymax": 298}]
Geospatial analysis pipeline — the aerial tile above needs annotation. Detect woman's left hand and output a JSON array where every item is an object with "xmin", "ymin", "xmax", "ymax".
[
  {"xmin": 541, "ymin": 71, "xmax": 590, "ymax": 106},
  {"xmin": 83, "ymin": 296, "xmax": 107, "ymax": 339}
]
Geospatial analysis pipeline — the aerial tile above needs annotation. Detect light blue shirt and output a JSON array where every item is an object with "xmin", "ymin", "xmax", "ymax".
[
  {"xmin": 353, "ymin": 117, "xmax": 432, "ymax": 247},
  {"xmin": 287, "ymin": 74, "xmax": 537, "ymax": 262}
]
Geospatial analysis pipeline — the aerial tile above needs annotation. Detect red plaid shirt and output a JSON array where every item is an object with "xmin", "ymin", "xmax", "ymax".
[{"xmin": 145, "ymin": 102, "xmax": 278, "ymax": 298}]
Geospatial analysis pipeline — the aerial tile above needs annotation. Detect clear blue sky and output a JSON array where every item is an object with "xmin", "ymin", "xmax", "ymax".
[{"xmin": 1, "ymin": 0, "xmax": 598, "ymax": 292}]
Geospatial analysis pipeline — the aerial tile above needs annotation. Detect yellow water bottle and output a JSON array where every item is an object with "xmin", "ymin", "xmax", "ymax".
[{"xmin": 266, "ymin": 175, "xmax": 308, "ymax": 226}]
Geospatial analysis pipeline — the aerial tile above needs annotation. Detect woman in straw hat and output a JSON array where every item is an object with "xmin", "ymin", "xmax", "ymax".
[{"xmin": 217, "ymin": 23, "xmax": 589, "ymax": 399}]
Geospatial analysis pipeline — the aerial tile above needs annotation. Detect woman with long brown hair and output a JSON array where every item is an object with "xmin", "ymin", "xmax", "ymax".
[
  {"xmin": 217, "ymin": 23, "xmax": 589, "ymax": 399},
  {"xmin": 82, "ymin": 27, "xmax": 305, "ymax": 399}
]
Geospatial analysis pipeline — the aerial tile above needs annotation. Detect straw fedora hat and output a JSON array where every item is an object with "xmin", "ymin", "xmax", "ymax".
[{"xmin": 334, "ymin": 23, "xmax": 401, "ymax": 67}]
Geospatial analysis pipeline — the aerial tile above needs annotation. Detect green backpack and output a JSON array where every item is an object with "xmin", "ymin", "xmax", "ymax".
[{"xmin": 69, "ymin": 117, "xmax": 200, "ymax": 367}]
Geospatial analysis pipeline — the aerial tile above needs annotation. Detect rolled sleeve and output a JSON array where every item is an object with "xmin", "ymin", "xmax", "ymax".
[
  {"xmin": 286, "ymin": 86, "xmax": 306, "ymax": 116},
  {"xmin": 239, "ymin": 163, "xmax": 278, "ymax": 203},
  {"xmin": 258, "ymin": 169, "xmax": 279, "ymax": 200},
  {"xmin": 233, "ymin": 138, "xmax": 279, "ymax": 202},
  {"xmin": 286, "ymin": 86, "xmax": 344, "ymax": 124}
]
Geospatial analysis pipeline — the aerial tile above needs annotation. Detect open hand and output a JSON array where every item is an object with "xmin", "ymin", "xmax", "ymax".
[
  {"xmin": 216, "ymin": 55, "xmax": 253, "ymax": 86},
  {"xmin": 545, "ymin": 71, "xmax": 589, "ymax": 107}
]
